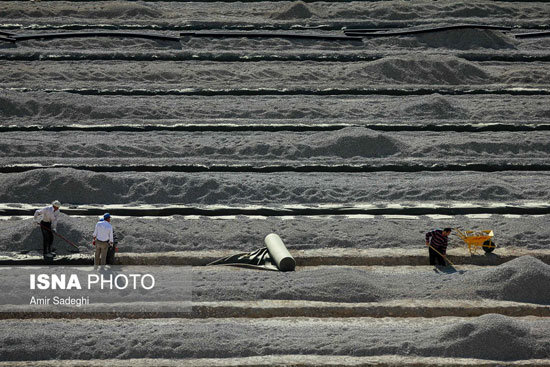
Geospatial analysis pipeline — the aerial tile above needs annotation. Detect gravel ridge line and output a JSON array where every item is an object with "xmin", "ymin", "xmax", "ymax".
[
  {"xmin": 1, "ymin": 299, "xmax": 549, "ymax": 320},
  {"xmin": 1, "ymin": 356, "xmax": 549, "ymax": 367}
]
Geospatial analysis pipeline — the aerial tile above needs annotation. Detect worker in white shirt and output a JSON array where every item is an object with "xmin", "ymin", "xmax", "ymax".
[
  {"xmin": 93, "ymin": 213, "xmax": 114, "ymax": 266},
  {"xmin": 34, "ymin": 200, "xmax": 61, "ymax": 256}
]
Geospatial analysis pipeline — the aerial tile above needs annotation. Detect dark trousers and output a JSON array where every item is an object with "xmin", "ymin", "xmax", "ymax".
[
  {"xmin": 429, "ymin": 246, "xmax": 446, "ymax": 266},
  {"xmin": 40, "ymin": 221, "xmax": 54, "ymax": 254}
]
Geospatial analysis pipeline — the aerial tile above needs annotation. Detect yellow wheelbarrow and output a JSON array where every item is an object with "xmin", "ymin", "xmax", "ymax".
[{"xmin": 454, "ymin": 228, "xmax": 497, "ymax": 254}]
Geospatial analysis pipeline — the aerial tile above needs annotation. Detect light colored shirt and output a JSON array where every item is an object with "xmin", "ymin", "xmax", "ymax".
[
  {"xmin": 34, "ymin": 205, "xmax": 60, "ymax": 231},
  {"xmin": 93, "ymin": 220, "xmax": 114, "ymax": 243}
]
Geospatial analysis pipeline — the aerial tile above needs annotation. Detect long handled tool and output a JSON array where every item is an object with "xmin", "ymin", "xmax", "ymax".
[
  {"xmin": 39, "ymin": 223, "xmax": 80, "ymax": 253},
  {"xmin": 426, "ymin": 242, "xmax": 456, "ymax": 267}
]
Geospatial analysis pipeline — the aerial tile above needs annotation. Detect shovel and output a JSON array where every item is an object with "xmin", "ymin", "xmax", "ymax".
[
  {"xmin": 426, "ymin": 243, "xmax": 465, "ymax": 274},
  {"xmin": 39, "ymin": 223, "xmax": 80, "ymax": 253}
]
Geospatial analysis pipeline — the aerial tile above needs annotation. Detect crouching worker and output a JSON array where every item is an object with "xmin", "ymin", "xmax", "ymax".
[
  {"xmin": 425, "ymin": 227, "xmax": 452, "ymax": 266},
  {"xmin": 93, "ymin": 213, "xmax": 114, "ymax": 266}
]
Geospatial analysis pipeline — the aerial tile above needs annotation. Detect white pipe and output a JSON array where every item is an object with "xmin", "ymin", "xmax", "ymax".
[{"xmin": 264, "ymin": 233, "xmax": 295, "ymax": 271}]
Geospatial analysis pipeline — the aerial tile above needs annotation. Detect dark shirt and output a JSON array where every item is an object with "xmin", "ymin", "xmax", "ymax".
[{"xmin": 426, "ymin": 229, "xmax": 448, "ymax": 252}]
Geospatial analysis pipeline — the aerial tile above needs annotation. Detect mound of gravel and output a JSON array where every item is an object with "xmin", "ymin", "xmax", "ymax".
[
  {"xmin": 1, "ymin": 2, "xmax": 162, "ymax": 20},
  {"xmin": 270, "ymin": 1, "xmax": 316, "ymax": 19},
  {"xmin": 436, "ymin": 314, "xmax": 535, "ymax": 361},
  {"xmin": 0, "ymin": 93, "xmax": 121, "ymax": 120},
  {"xmin": 224, "ymin": 128, "xmax": 403, "ymax": 159},
  {"xmin": 0, "ymin": 219, "xmax": 44, "ymax": 253},
  {"xmin": 7, "ymin": 214, "xmax": 97, "ymax": 254},
  {"xmin": 270, "ymin": 267, "xmax": 384, "ymax": 302},
  {"xmin": 416, "ymin": 29, "xmax": 517, "ymax": 50},
  {"xmin": 305, "ymin": 127, "xmax": 404, "ymax": 158},
  {"xmin": 1, "ymin": 316, "xmax": 548, "ymax": 361},
  {"xmin": 1, "ymin": 169, "xmax": 549, "ymax": 205},
  {"xmin": 351, "ymin": 56, "xmax": 493, "ymax": 85},
  {"xmin": 400, "ymin": 94, "xmax": 468, "ymax": 119},
  {"xmin": 468, "ymin": 256, "xmax": 550, "ymax": 304},
  {"xmin": 87, "ymin": 2, "xmax": 162, "ymax": 19},
  {"xmin": 196, "ymin": 267, "xmax": 385, "ymax": 302},
  {"xmin": 0, "ymin": 95, "xmax": 23, "ymax": 118}
]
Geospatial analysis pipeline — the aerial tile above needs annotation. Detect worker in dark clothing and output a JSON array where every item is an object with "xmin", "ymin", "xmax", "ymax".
[
  {"xmin": 34, "ymin": 200, "xmax": 61, "ymax": 256},
  {"xmin": 425, "ymin": 228, "xmax": 452, "ymax": 266}
]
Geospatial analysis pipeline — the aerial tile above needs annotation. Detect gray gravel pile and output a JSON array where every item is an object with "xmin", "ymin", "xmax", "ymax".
[
  {"xmin": 415, "ymin": 29, "xmax": 517, "ymax": 50},
  {"xmin": 2, "ymin": 92, "xmax": 549, "ymax": 126},
  {"xmin": 1, "ymin": 169, "xmax": 549, "ymax": 205},
  {"xmin": 4, "ymin": 129, "xmax": 550, "ymax": 166},
  {"xmin": 9, "ymin": 57, "xmax": 547, "ymax": 91},
  {"xmin": 2, "ymin": 214, "xmax": 550, "ymax": 254},
  {"xmin": 304, "ymin": 127, "xmax": 405, "ymax": 158},
  {"xmin": 0, "ymin": 214, "xmax": 96, "ymax": 254},
  {"xmin": 400, "ymin": 94, "xmax": 468, "ymax": 119},
  {"xmin": 435, "ymin": 314, "xmax": 544, "ymax": 361},
  {"xmin": 195, "ymin": 266, "xmax": 386, "ymax": 302},
  {"xmin": 355, "ymin": 55, "xmax": 493, "ymax": 85},
  {"xmin": 0, "ymin": 316, "xmax": 548, "ymax": 361},
  {"xmin": 3, "ymin": 1, "xmax": 548, "ymax": 27},
  {"xmin": 270, "ymin": 1, "xmax": 317, "ymax": 20},
  {"xmin": 465, "ymin": 256, "xmax": 550, "ymax": 304},
  {"xmin": 179, "ymin": 28, "xmax": 521, "ymax": 54},
  {"xmin": 193, "ymin": 257, "xmax": 550, "ymax": 305}
]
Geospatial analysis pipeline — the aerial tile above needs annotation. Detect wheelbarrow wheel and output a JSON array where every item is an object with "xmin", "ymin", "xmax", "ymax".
[{"xmin": 483, "ymin": 239, "xmax": 496, "ymax": 253}]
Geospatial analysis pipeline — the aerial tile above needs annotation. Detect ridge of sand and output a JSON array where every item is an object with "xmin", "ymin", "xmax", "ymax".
[
  {"xmin": 1, "ymin": 356, "xmax": 549, "ymax": 367},
  {"xmin": 1, "ymin": 257, "xmax": 549, "ymax": 306},
  {"xmin": 0, "ymin": 315, "xmax": 548, "ymax": 361},
  {"xmin": 2, "ymin": 169, "xmax": 550, "ymax": 205},
  {"xmin": 3, "ymin": 92, "xmax": 550, "ymax": 125}
]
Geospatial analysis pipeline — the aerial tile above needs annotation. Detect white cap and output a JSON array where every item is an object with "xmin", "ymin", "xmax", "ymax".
[{"xmin": 52, "ymin": 200, "xmax": 61, "ymax": 208}]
